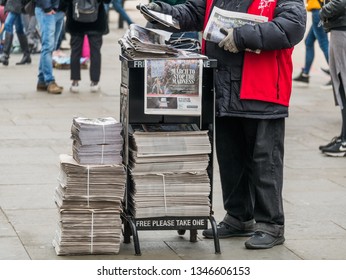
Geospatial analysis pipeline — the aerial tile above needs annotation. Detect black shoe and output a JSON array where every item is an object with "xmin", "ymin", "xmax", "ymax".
[
  {"xmin": 0, "ymin": 54, "xmax": 9, "ymax": 66},
  {"xmin": 293, "ymin": 71, "xmax": 309, "ymax": 85},
  {"xmin": 16, "ymin": 54, "xmax": 31, "ymax": 65},
  {"xmin": 202, "ymin": 222, "xmax": 254, "ymax": 239},
  {"xmin": 319, "ymin": 136, "xmax": 341, "ymax": 151},
  {"xmin": 322, "ymin": 141, "xmax": 346, "ymax": 157},
  {"xmin": 245, "ymin": 231, "xmax": 285, "ymax": 249}
]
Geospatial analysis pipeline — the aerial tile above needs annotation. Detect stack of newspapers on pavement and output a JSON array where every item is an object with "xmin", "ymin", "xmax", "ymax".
[
  {"xmin": 127, "ymin": 123, "xmax": 212, "ymax": 218},
  {"xmin": 71, "ymin": 117, "xmax": 123, "ymax": 165},
  {"xmin": 53, "ymin": 117, "xmax": 126, "ymax": 255}
]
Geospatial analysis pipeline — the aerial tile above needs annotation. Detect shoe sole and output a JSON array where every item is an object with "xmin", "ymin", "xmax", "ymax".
[
  {"xmin": 202, "ymin": 231, "xmax": 254, "ymax": 239},
  {"xmin": 323, "ymin": 151, "xmax": 346, "ymax": 157},
  {"xmin": 37, "ymin": 88, "xmax": 48, "ymax": 92},
  {"xmin": 47, "ymin": 90, "xmax": 63, "ymax": 94},
  {"xmin": 245, "ymin": 236, "xmax": 285, "ymax": 249}
]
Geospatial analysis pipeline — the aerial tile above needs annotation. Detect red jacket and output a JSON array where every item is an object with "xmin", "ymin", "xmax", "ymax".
[{"xmin": 203, "ymin": 0, "xmax": 293, "ymax": 106}]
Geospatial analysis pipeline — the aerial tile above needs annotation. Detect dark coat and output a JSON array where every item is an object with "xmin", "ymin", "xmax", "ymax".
[
  {"xmin": 320, "ymin": 0, "xmax": 346, "ymax": 32},
  {"xmin": 156, "ymin": 0, "xmax": 306, "ymax": 119},
  {"xmin": 3, "ymin": 0, "xmax": 28, "ymax": 14},
  {"xmin": 65, "ymin": 0, "xmax": 111, "ymax": 36}
]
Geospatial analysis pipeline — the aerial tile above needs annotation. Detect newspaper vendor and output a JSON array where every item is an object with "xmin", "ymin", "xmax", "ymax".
[{"xmin": 142, "ymin": 0, "xmax": 306, "ymax": 249}]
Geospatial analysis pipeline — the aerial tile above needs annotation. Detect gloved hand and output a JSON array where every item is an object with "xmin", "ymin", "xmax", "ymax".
[
  {"xmin": 218, "ymin": 28, "xmax": 239, "ymax": 53},
  {"xmin": 141, "ymin": 2, "xmax": 163, "ymax": 24},
  {"xmin": 146, "ymin": 2, "xmax": 162, "ymax": 12}
]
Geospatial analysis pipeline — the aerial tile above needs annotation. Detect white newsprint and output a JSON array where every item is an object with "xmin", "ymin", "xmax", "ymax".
[
  {"xmin": 144, "ymin": 59, "xmax": 203, "ymax": 116},
  {"xmin": 203, "ymin": 7, "xmax": 268, "ymax": 44}
]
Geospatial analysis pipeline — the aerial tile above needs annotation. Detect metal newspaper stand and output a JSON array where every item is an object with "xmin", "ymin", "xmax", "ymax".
[{"xmin": 119, "ymin": 55, "xmax": 220, "ymax": 255}]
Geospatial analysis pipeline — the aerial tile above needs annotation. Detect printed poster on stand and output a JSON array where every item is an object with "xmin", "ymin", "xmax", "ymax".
[{"xmin": 144, "ymin": 59, "xmax": 203, "ymax": 116}]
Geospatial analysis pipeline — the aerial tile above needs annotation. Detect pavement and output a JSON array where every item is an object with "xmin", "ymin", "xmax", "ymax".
[{"xmin": 0, "ymin": 3, "xmax": 345, "ymax": 261}]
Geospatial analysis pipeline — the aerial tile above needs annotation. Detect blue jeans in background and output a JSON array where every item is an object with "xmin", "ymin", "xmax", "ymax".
[
  {"xmin": 4, "ymin": 12, "xmax": 25, "ymax": 35},
  {"xmin": 35, "ymin": 8, "xmax": 64, "ymax": 84},
  {"xmin": 303, "ymin": 9, "xmax": 329, "ymax": 74},
  {"xmin": 104, "ymin": 0, "xmax": 133, "ymax": 25}
]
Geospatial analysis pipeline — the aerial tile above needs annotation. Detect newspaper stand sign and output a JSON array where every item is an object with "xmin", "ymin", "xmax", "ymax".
[
  {"xmin": 144, "ymin": 59, "xmax": 203, "ymax": 116},
  {"xmin": 135, "ymin": 217, "xmax": 208, "ymax": 230}
]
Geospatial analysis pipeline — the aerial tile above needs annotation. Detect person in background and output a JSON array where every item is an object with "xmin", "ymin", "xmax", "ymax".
[
  {"xmin": 0, "ymin": 5, "xmax": 7, "ymax": 51},
  {"xmin": 0, "ymin": 0, "xmax": 31, "ymax": 66},
  {"xmin": 143, "ymin": 0, "xmax": 306, "ymax": 249},
  {"xmin": 35, "ymin": 0, "xmax": 65, "ymax": 94},
  {"xmin": 22, "ymin": 13, "xmax": 41, "ymax": 54},
  {"xmin": 293, "ymin": 0, "xmax": 331, "ymax": 88},
  {"xmin": 104, "ymin": 0, "xmax": 133, "ymax": 27},
  {"xmin": 65, "ymin": 0, "xmax": 111, "ymax": 93},
  {"xmin": 319, "ymin": 0, "xmax": 346, "ymax": 156}
]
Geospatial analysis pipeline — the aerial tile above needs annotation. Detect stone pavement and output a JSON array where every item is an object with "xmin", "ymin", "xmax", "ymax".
[{"xmin": 0, "ymin": 4, "xmax": 345, "ymax": 260}]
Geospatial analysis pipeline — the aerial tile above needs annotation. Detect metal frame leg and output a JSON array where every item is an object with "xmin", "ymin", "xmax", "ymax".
[
  {"xmin": 127, "ymin": 217, "xmax": 141, "ymax": 256},
  {"xmin": 208, "ymin": 216, "xmax": 221, "ymax": 254}
]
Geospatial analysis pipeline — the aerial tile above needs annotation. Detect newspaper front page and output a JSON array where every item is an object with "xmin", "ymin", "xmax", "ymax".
[
  {"xmin": 144, "ymin": 59, "xmax": 203, "ymax": 116},
  {"xmin": 203, "ymin": 7, "xmax": 268, "ymax": 44}
]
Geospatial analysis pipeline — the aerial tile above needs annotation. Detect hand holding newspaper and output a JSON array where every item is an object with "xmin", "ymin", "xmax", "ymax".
[
  {"xmin": 203, "ymin": 7, "xmax": 268, "ymax": 53},
  {"xmin": 137, "ymin": 3, "xmax": 180, "ymax": 29}
]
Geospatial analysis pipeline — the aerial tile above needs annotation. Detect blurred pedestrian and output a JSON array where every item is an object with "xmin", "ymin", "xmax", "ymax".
[
  {"xmin": 34, "ymin": 0, "xmax": 65, "ymax": 94},
  {"xmin": 104, "ymin": 0, "xmax": 133, "ymax": 27},
  {"xmin": 0, "ymin": 0, "xmax": 32, "ymax": 66},
  {"xmin": 65, "ymin": 0, "xmax": 111, "ymax": 93},
  {"xmin": 319, "ymin": 0, "xmax": 346, "ymax": 156},
  {"xmin": 293, "ymin": 0, "xmax": 331, "ymax": 88}
]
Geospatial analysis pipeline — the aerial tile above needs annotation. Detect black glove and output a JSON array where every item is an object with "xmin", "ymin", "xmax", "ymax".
[
  {"xmin": 141, "ymin": 2, "xmax": 163, "ymax": 24},
  {"xmin": 147, "ymin": 2, "xmax": 162, "ymax": 12},
  {"xmin": 218, "ymin": 28, "xmax": 239, "ymax": 53}
]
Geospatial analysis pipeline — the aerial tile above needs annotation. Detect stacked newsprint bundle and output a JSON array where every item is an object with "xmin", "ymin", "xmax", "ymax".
[
  {"xmin": 127, "ymin": 124, "xmax": 212, "ymax": 218},
  {"xmin": 52, "ymin": 117, "xmax": 126, "ymax": 255},
  {"xmin": 71, "ymin": 117, "xmax": 123, "ymax": 165},
  {"xmin": 118, "ymin": 24, "xmax": 203, "ymax": 59},
  {"xmin": 118, "ymin": 24, "xmax": 179, "ymax": 59}
]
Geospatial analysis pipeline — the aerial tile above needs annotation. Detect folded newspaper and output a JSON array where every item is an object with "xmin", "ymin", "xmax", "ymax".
[
  {"xmin": 137, "ymin": 3, "xmax": 180, "ymax": 29},
  {"xmin": 203, "ymin": 7, "xmax": 268, "ymax": 53}
]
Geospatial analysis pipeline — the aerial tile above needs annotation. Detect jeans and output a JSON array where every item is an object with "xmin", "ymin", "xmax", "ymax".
[
  {"xmin": 303, "ymin": 9, "xmax": 329, "ymax": 74},
  {"xmin": 215, "ymin": 116, "xmax": 285, "ymax": 237},
  {"xmin": 4, "ymin": 12, "xmax": 25, "ymax": 35},
  {"xmin": 104, "ymin": 0, "xmax": 133, "ymax": 25},
  {"xmin": 70, "ymin": 34, "xmax": 103, "ymax": 82},
  {"xmin": 35, "ymin": 8, "xmax": 64, "ymax": 84}
]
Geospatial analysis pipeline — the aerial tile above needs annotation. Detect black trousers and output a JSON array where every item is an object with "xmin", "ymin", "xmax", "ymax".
[
  {"xmin": 215, "ymin": 116, "xmax": 285, "ymax": 237},
  {"xmin": 70, "ymin": 34, "xmax": 103, "ymax": 83}
]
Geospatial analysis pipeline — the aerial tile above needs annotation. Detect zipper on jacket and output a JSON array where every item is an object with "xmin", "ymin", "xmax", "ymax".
[{"xmin": 276, "ymin": 54, "xmax": 280, "ymax": 100}]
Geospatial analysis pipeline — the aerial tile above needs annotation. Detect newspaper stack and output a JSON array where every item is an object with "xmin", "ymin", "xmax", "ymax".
[
  {"xmin": 53, "ymin": 155, "xmax": 126, "ymax": 255},
  {"xmin": 71, "ymin": 117, "xmax": 123, "ymax": 165},
  {"xmin": 53, "ymin": 116, "xmax": 126, "ymax": 255},
  {"xmin": 52, "ymin": 209, "xmax": 123, "ymax": 255},
  {"xmin": 118, "ymin": 24, "xmax": 179, "ymax": 59},
  {"xmin": 55, "ymin": 154, "xmax": 126, "ymax": 209},
  {"xmin": 128, "ymin": 124, "xmax": 212, "ymax": 218}
]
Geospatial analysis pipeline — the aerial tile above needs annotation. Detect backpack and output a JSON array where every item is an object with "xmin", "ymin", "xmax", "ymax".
[{"xmin": 72, "ymin": 0, "xmax": 100, "ymax": 23}]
